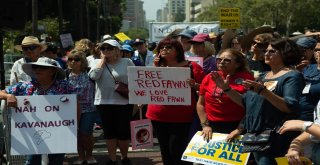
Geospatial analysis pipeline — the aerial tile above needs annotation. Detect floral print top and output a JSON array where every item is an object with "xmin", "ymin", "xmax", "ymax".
[
  {"xmin": 67, "ymin": 72, "xmax": 95, "ymax": 113},
  {"xmin": 6, "ymin": 80, "xmax": 74, "ymax": 96}
]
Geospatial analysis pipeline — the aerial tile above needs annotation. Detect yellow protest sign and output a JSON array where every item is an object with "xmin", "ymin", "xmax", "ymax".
[
  {"xmin": 275, "ymin": 156, "xmax": 312, "ymax": 165},
  {"xmin": 182, "ymin": 132, "xmax": 250, "ymax": 165},
  {"xmin": 115, "ymin": 32, "xmax": 131, "ymax": 42},
  {"xmin": 220, "ymin": 8, "xmax": 240, "ymax": 29}
]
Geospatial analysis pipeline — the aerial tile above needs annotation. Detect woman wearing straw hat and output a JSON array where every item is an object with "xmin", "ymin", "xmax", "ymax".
[
  {"xmin": 0, "ymin": 57, "xmax": 78, "ymax": 165},
  {"xmin": 10, "ymin": 36, "xmax": 47, "ymax": 85}
]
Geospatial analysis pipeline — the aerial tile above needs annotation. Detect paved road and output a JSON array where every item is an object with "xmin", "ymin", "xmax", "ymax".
[{"xmin": 64, "ymin": 128, "xmax": 163, "ymax": 165}]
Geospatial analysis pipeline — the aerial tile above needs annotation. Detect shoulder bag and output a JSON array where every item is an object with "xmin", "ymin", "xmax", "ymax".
[{"xmin": 105, "ymin": 64, "xmax": 129, "ymax": 99}]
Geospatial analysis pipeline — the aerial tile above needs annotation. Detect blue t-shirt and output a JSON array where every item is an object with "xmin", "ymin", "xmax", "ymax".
[{"xmin": 299, "ymin": 64, "xmax": 320, "ymax": 121}]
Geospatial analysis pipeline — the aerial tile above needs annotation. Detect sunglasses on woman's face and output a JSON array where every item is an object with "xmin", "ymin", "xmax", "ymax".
[
  {"xmin": 67, "ymin": 57, "xmax": 81, "ymax": 62},
  {"xmin": 100, "ymin": 46, "xmax": 115, "ymax": 51},
  {"xmin": 22, "ymin": 45, "xmax": 39, "ymax": 51},
  {"xmin": 159, "ymin": 45, "xmax": 173, "ymax": 50},
  {"xmin": 252, "ymin": 41, "xmax": 268, "ymax": 49},
  {"xmin": 31, "ymin": 65, "xmax": 51, "ymax": 70},
  {"xmin": 216, "ymin": 57, "xmax": 232, "ymax": 64}
]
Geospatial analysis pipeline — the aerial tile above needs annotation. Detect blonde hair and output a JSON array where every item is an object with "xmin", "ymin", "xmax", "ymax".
[
  {"xmin": 67, "ymin": 49, "xmax": 89, "ymax": 72},
  {"xmin": 74, "ymin": 38, "xmax": 94, "ymax": 56}
]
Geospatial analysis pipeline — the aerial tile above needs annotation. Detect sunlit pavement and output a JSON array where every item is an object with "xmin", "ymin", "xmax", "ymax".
[{"xmin": 64, "ymin": 128, "xmax": 163, "ymax": 165}]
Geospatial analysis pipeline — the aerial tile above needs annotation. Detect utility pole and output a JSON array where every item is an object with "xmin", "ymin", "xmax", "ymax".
[
  {"xmin": 58, "ymin": 0, "xmax": 63, "ymax": 35},
  {"xmin": 32, "ymin": 0, "xmax": 38, "ymax": 36},
  {"xmin": 97, "ymin": 0, "xmax": 101, "ymax": 41}
]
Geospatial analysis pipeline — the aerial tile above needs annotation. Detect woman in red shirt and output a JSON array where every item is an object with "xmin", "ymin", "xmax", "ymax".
[
  {"xmin": 197, "ymin": 48, "xmax": 254, "ymax": 140},
  {"xmin": 146, "ymin": 38, "xmax": 205, "ymax": 165}
]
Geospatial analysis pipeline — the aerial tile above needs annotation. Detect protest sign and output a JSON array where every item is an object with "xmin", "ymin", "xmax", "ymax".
[
  {"xmin": 115, "ymin": 32, "xmax": 131, "ymax": 42},
  {"xmin": 220, "ymin": 8, "xmax": 240, "ymax": 29},
  {"xmin": 59, "ymin": 33, "xmax": 74, "ymax": 48},
  {"xmin": 10, "ymin": 94, "xmax": 77, "ymax": 155},
  {"xmin": 275, "ymin": 156, "xmax": 312, "ymax": 165},
  {"xmin": 186, "ymin": 57, "xmax": 203, "ymax": 68},
  {"xmin": 130, "ymin": 119, "xmax": 153, "ymax": 150},
  {"xmin": 182, "ymin": 132, "xmax": 250, "ymax": 165},
  {"xmin": 128, "ymin": 66, "xmax": 191, "ymax": 105}
]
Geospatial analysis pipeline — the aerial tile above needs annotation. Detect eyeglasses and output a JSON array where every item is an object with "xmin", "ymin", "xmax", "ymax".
[
  {"xmin": 32, "ymin": 65, "xmax": 51, "ymax": 70},
  {"xmin": 265, "ymin": 49, "xmax": 278, "ymax": 56},
  {"xmin": 159, "ymin": 45, "xmax": 173, "ymax": 50},
  {"xmin": 232, "ymin": 42, "xmax": 240, "ymax": 45},
  {"xmin": 216, "ymin": 57, "xmax": 232, "ymax": 64},
  {"xmin": 22, "ymin": 45, "xmax": 39, "ymax": 51},
  {"xmin": 67, "ymin": 57, "xmax": 81, "ymax": 62},
  {"xmin": 100, "ymin": 46, "xmax": 114, "ymax": 51},
  {"xmin": 252, "ymin": 41, "xmax": 268, "ymax": 49},
  {"xmin": 314, "ymin": 49, "xmax": 320, "ymax": 52}
]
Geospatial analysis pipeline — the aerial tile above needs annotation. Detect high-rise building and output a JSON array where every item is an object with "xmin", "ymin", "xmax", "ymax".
[
  {"xmin": 122, "ymin": 0, "xmax": 146, "ymax": 30},
  {"xmin": 167, "ymin": 0, "xmax": 186, "ymax": 22}
]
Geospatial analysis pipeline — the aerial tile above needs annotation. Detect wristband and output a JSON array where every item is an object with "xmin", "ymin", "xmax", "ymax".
[
  {"xmin": 302, "ymin": 121, "xmax": 313, "ymax": 131},
  {"xmin": 257, "ymin": 86, "xmax": 266, "ymax": 95},
  {"xmin": 201, "ymin": 120, "xmax": 209, "ymax": 127},
  {"xmin": 223, "ymin": 87, "xmax": 231, "ymax": 93}
]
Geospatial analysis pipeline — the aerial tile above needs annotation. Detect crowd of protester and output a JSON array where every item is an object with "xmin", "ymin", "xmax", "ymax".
[{"xmin": 2, "ymin": 26, "xmax": 320, "ymax": 165}]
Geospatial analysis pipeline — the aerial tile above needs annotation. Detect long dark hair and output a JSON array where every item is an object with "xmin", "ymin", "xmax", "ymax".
[{"xmin": 156, "ymin": 37, "xmax": 185, "ymax": 66}]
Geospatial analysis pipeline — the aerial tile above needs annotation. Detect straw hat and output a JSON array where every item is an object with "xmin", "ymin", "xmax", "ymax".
[
  {"xmin": 14, "ymin": 36, "xmax": 47, "ymax": 52},
  {"xmin": 221, "ymin": 29, "xmax": 236, "ymax": 50},
  {"xmin": 22, "ymin": 57, "xmax": 65, "ymax": 80},
  {"xmin": 241, "ymin": 26, "xmax": 274, "ymax": 51}
]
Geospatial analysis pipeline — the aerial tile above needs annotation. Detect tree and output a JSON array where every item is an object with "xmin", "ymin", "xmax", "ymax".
[
  {"xmin": 196, "ymin": 0, "xmax": 320, "ymax": 35},
  {"xmin": 125, "ymin": 28, "xmax": 149, "ymax": 40}
]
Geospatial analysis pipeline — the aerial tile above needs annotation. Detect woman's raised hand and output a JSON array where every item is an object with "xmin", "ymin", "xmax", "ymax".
[{"xmin": 210, "ymin": 71, "xmax": 230, "ymax": 90}]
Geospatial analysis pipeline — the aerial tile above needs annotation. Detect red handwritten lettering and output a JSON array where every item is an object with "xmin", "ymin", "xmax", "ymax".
[
  {"xmin": 150, "ymin": 96, "xmax": 164, "ymax": 102},
  {"xmin": 137, "ymin": 70, "xmax": 163, "ymax": 79},
  {"xmin": 149, "ymin": 90, "xmax": 168, "ymax": 95},
  {"xmin": 134, "ymin": 90, "xmax": 146, "ymax": 96}
]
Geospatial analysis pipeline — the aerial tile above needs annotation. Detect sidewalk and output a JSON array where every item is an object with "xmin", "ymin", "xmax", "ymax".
[{"xmin": 64, "ymin": 128, "xmax": 163, "ymax": 165}]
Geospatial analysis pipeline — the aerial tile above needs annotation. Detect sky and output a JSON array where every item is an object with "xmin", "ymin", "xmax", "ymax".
[{"xmin": 142, "ymin": 0, "xmax": 167, "ymax": 20}]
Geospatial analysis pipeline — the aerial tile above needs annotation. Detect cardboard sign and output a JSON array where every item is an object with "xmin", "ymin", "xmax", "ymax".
[
  {"xmin": 130, "ymin": 119, "xmax": 153, "ymax": 150},
  {"xmin": 10, "ymin": 95, "xmax": 77, "ymax": 155},
  {"xmin": 115, "ymin": 32, "xmax": 131, "ymax": 42},
  {"xmin": 186, "ymin": 57, "xmax": 203, "ymax": 68},
  {"xmin": 220, "ymin": 8, "xmax": 240, "ymax": 29},
  {"xmin": 182, "ymin": 132, "xmax": 250, "ymax": 165},
  {"xmin": 128, "ymin": 66, "xmax": 191, "ymax": 105}
]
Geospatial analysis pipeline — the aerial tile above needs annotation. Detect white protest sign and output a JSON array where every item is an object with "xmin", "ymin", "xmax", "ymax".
[
  {"xmin": 59, "ymin": 33, "xmax": 74, "ymax": 48},
  {"xmin": 11, "ymin": 94, "xmax": 77, "ymax": 155},
  {"xmin": 128, "ymin": 66, "xmax": 191, "ymax": 105},
  {"xmin": 182, "ymin": 132, "xmax": 250, "ymax": 165},
  {"xmin": 186, "ymin": 57, "xmax": 203, "ymax": 68}
]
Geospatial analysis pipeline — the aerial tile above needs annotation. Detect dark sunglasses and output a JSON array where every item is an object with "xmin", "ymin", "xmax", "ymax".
[
  {"xmin": 31, "ymin": 65, "xmax": 51, "ymax": 70},
  {"xmin": 67, "ymin": 57, "xmax": 81, "ymax": 62},
  {"xmin": 159, "ymin": 45, "xmax": 173, "ymax": 50},
  {"xmin": 216, "ymin": 58, "xmax": 232, "ymax": 64},
  {"xmin": 22, "ymin": 45, "xmax": 39, "ymax": 51},
  {"xmin": 314, "ymin": 48, "xmax": 320, "ymax": 52},
  {"xmin": 252, "ymin": 41, "xmax": 268, "ymax": 49},
  {"xmin": 100, "ymin": 46, "xmax": 114, "ymax": 51}
]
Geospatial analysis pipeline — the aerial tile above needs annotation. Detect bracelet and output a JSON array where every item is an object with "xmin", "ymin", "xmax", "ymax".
[
  {"xmin": 257, "ymin": 86, "xmax": 266, "ymax": 95},
  {"xmin": 200, "ymin": 120, "xmax": 209, "ymax": 127},
  {"xmin": 223, "ymin": 87, "xmax": 231, "ymax": 93}
]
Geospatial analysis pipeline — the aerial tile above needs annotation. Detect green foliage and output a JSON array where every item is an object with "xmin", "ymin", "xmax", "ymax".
[
  {"xmin": 125, "ymin": 28, "xmax": 149, "ymax": 40},
  {"xmin": 196, "ymin": 0, "xmax": 320, "ymax": 35},
  {"xmin": 24, "ymin": 17, "xmax": 69, "ymax": 41}
]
